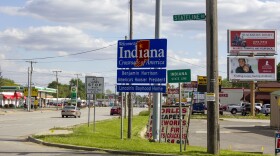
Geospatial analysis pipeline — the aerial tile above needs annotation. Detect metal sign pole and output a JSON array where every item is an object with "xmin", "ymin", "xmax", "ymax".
[
  {"xmin": 179, "ymin": 82, "xmax": 182, "ymax": 152},
  {"xmin": 94, "ymin": 94, "xmax": 96, "ymax": 132},
  {"xmin": 87, "ymin": 94, "xmax": 90, "ymax": 127},
  {"xmin": 121, "ymin": 92, "xmax": 123, "ymax": 139}
]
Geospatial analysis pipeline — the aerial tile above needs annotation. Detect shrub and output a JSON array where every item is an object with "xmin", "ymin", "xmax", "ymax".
[{"xmin": 139, "ymin": 110, "xmax": 150, "ymax": 116}]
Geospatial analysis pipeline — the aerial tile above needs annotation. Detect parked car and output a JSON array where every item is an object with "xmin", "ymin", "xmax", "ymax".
[
  {"xmin": 219, "ymin": 104, "xmax": 224, "ymax": 115},
  {"xmin": 241, "ymin": 104, "xmax": 260, "ymax": 116},
  {"xmin": 255, "ymin": 103, "xmax": 263, "ymax": 111},
  {"xmin": 61, "ymin": 106, "xmax": 81, "ymax": 118},
  {"xmin": 192, "ymin": 103, "xmax": 205, "ymax": 114},
  {"xmin": 221, "ymin": 104, "xmax": 227, "ymax": 111},
  {"xmin": 228, "ymin": 102, "xmax": 250, "ymax": 114},
  {"xmin": 110, "ymin": 106, "xmax": 121, "ymax": 115},
  {"xmin": 261, "ymin": 104, "xmax": 271, "ymax": 116}
]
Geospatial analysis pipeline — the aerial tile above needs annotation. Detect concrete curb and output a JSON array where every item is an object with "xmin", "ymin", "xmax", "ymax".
[{"xmin": 27, "ymin": 136, "xmax": 176, "ymax": 156}]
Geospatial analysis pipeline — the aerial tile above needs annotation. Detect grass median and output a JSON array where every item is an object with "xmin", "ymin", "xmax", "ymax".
[{"xmin": 34, "ymin": 111, "xmax": 267, "ymax": 156}]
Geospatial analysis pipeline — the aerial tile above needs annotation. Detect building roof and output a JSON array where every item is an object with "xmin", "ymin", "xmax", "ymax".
[
  {"xmin": 242, "ymin": 91, "xmax": 270, "ymax": 101},
  {"xmin": 257, "ymin": 82, "xmax": 280, "ymax": 88}
]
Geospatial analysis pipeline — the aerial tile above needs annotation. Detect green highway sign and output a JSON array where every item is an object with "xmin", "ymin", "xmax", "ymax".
[
  {"xmin": 173, "ymin": 13, "xmax": 206, "ymax": 21},
  {"xmin": 168, "ymin": 69, "xmax": 191, "ymax": 83}
]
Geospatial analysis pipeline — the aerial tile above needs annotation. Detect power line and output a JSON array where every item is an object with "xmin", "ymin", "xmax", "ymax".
[{"xmin": 3, "ymin": 43, "xmax": 117, "ymax": 61}]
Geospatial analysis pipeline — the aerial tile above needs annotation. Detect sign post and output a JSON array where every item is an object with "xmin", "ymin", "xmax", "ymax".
[
  {"xmin": 85, "ymin": 76, "xmax": 104, "ymax": 132},
  {"xmin": 167, "ymin": 69, "xmax": 191, "ymax": 152}
]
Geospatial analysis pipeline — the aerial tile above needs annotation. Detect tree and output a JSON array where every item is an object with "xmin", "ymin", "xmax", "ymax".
[
  {"xmin": 221, "ymin": 78, "xmax": 250, "ymax": 89},
  {"xmin": 105, "ymin": 89, "xmax": 112, "ymax": 94},
  {"xmin": 0, "ymin": 78, "xmax": 18, "ymax": 86},
  {"xmin": 277, "ymin": 62, "xmax": 280, "ymax": 82},
  {"xmin": 47, "ymin": 81, "xmax": 70, "ymax": 98}
]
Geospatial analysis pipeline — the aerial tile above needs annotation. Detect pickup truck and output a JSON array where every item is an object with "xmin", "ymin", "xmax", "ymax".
[{"xmin": 227, "ymin": 102, "xmax": 250, "ymax": 114}]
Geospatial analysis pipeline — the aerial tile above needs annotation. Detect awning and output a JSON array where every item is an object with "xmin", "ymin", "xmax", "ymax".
[
  {"xmin": 241, "ymin": 91, "xmax": 270, "ymax": 101},
  {"xmin": 2, "ymin": 92, "xmax": 23, "ymax": 99}
]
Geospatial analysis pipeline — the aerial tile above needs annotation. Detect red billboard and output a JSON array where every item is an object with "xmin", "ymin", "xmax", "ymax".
[
  {"xmin": 228, "ymin": 30, "xmax": 277, "ymax": 55},
  {"xmin": 228, "ymin": 57, "xmax": 276, "ymax": 81}
]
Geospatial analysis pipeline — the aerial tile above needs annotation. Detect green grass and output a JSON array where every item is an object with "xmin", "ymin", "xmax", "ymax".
[{"xmin": 34, "ymin": 112, "xmax": 267, "ymax": 156}]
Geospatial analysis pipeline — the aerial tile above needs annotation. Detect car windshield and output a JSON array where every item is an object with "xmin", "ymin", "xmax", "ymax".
[
  {"xmin": 112, "ymin": 106, "xmax": 120, "ymax": 109},
  {"xmin": 266, "ymin": 105, "xmax": 270, "ymax": 108}
]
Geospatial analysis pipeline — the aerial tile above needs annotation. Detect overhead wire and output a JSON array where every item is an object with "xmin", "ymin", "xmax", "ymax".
[{"xmin": 2, "ymin": 43, "xmax": 117, "ymax": 61}]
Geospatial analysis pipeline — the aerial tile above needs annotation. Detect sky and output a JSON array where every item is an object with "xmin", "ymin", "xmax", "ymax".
[{"xmin": 0, "ymin": 0, "xmax": 279, "ymax": 93}]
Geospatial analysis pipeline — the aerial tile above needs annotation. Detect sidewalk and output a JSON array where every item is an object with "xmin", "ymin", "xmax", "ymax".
[{"xmin": 221, "ymin": 118, "xmax": 270, "ymax": 123}]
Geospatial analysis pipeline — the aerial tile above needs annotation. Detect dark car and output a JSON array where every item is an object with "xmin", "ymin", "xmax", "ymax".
[
  {"xmin": 192, "ymin": 103, "xmax": 205, "ymax": 114},
  {"xmin": 219, "ymin": 104, "xmax": 223, "ymax": 115},
  {"xmin": 241, "ymin": 104, "xmax": 260, "ymax": 116},
  {"xmin": 110, "ymin": 106, "xmax": 121, "ymax": 115}
]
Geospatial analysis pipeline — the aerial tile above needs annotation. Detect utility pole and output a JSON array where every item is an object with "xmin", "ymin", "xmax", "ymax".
[
  {"xmin": 127, "ymin": 0, "xmax": 133, "ymax": 139},
  {"xmin": 53, "ymin": 71, "xmax": 62, "ymax": 110},
  {"xmin": 74, "ymin": 74, "xmax": 81, "ymax": 109},
  {"xmin": 206, "ymin": 0, "xmax": 220, "ymax": 155},
  {"xmin": 26, "ymin": 61, "xmax": 37, "ymax": 112},
  {"xmin": 152, "ymin": 0, "xmax": 161, "ymax": 142}
]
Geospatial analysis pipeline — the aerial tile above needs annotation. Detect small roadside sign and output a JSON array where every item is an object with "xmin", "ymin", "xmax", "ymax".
[
  {"xmin": 173, "ymin": 13, "xmax": 206, "ymax": 21},
  {"xmin": 197, "ymin": 76, "xmax": 222, "ymax": 85},
  {"xmin": 85, "ymin": 76, "xmax": 104, "ymax": 94},
  {"xmin": 206, "ymin": 93, "xmax": 215, "ymax": 101},
  {"xmin": 168, "ymin": 69, "xmax": 191, "ymax": 83}
]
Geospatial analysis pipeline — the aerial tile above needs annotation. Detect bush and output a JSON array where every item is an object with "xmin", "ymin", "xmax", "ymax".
[{"xmin": 139, "ymin": 110, "xmax": 150, "ymax": 116}]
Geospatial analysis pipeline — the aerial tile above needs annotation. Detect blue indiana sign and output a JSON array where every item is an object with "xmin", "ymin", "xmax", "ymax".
[
  {"xmin": 117, "ymin": 69, "xmax": 166, "ymax": 84},
  {"xmin": 117, "ymin": 39, "xmax": 167, "ymax": 68},
  {"xmin": 117, "ymin": 85, "xmax": 166, "ymax": 93}
]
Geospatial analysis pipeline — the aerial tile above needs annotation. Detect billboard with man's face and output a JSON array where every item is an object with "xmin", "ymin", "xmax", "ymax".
[{"xmin": 228, "ymin": 57, "xmax": 276, "ymax": 81}]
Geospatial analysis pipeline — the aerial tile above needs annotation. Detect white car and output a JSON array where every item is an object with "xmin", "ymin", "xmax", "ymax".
[
  {"xmin": 261, "ymin": 104, "xmax": 270, "ymax": 115},
  {"xmin": 255, "ymin": 103, "xmax": 262, "ymax": 111}
]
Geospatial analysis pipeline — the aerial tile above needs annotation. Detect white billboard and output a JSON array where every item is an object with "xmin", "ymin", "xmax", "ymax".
[{"xmin": 228, "ymin": 57, "xmax": 276, "ymax": 81}]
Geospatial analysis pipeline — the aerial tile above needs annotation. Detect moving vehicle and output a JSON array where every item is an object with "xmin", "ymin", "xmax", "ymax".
[
  {"xmin": 261, "ymin": 104, "xmax": 270, "ymax": 115},
  {"xmin": 192, "ymin": 103, "xmax": 205, "ymax": 114},
  {"xmin": 61, "ymin": 106, "xmax": 81, "ymax": 118},
  {"xmin": 110, "ymin": 106, "xmax": 121, "ymax": 115}
]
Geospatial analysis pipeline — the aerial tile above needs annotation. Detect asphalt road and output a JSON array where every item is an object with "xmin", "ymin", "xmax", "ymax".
[
  {"xmin": 189, "ymin": 118, "xmax": 274, "ymax": 154},
  {"xmin": 0, "ymin": 107, "xmax": 275, "ymax": 155},
  {"xmin": 0, "ymin": 107, "xmax": 146, "ymax": 156}
]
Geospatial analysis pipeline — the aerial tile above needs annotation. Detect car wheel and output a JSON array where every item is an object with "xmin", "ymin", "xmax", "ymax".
[
  {"xmin": 231, "ymin": 109, "xmax": 237, "ymax": 114},
  {"xmin": 220, "ymin": 112, "xmax": 223, "ymax": 115},
  {"xmin": 66, "ymin": 116, "xmax": 68, "ymax": 118},
  {"xmin": 74, "ymin": 115, "xmax": 77, "ymax": 118},
  {"xmin": 62, "ymin": 115, "xmax": 64, "ymax": 118}
]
